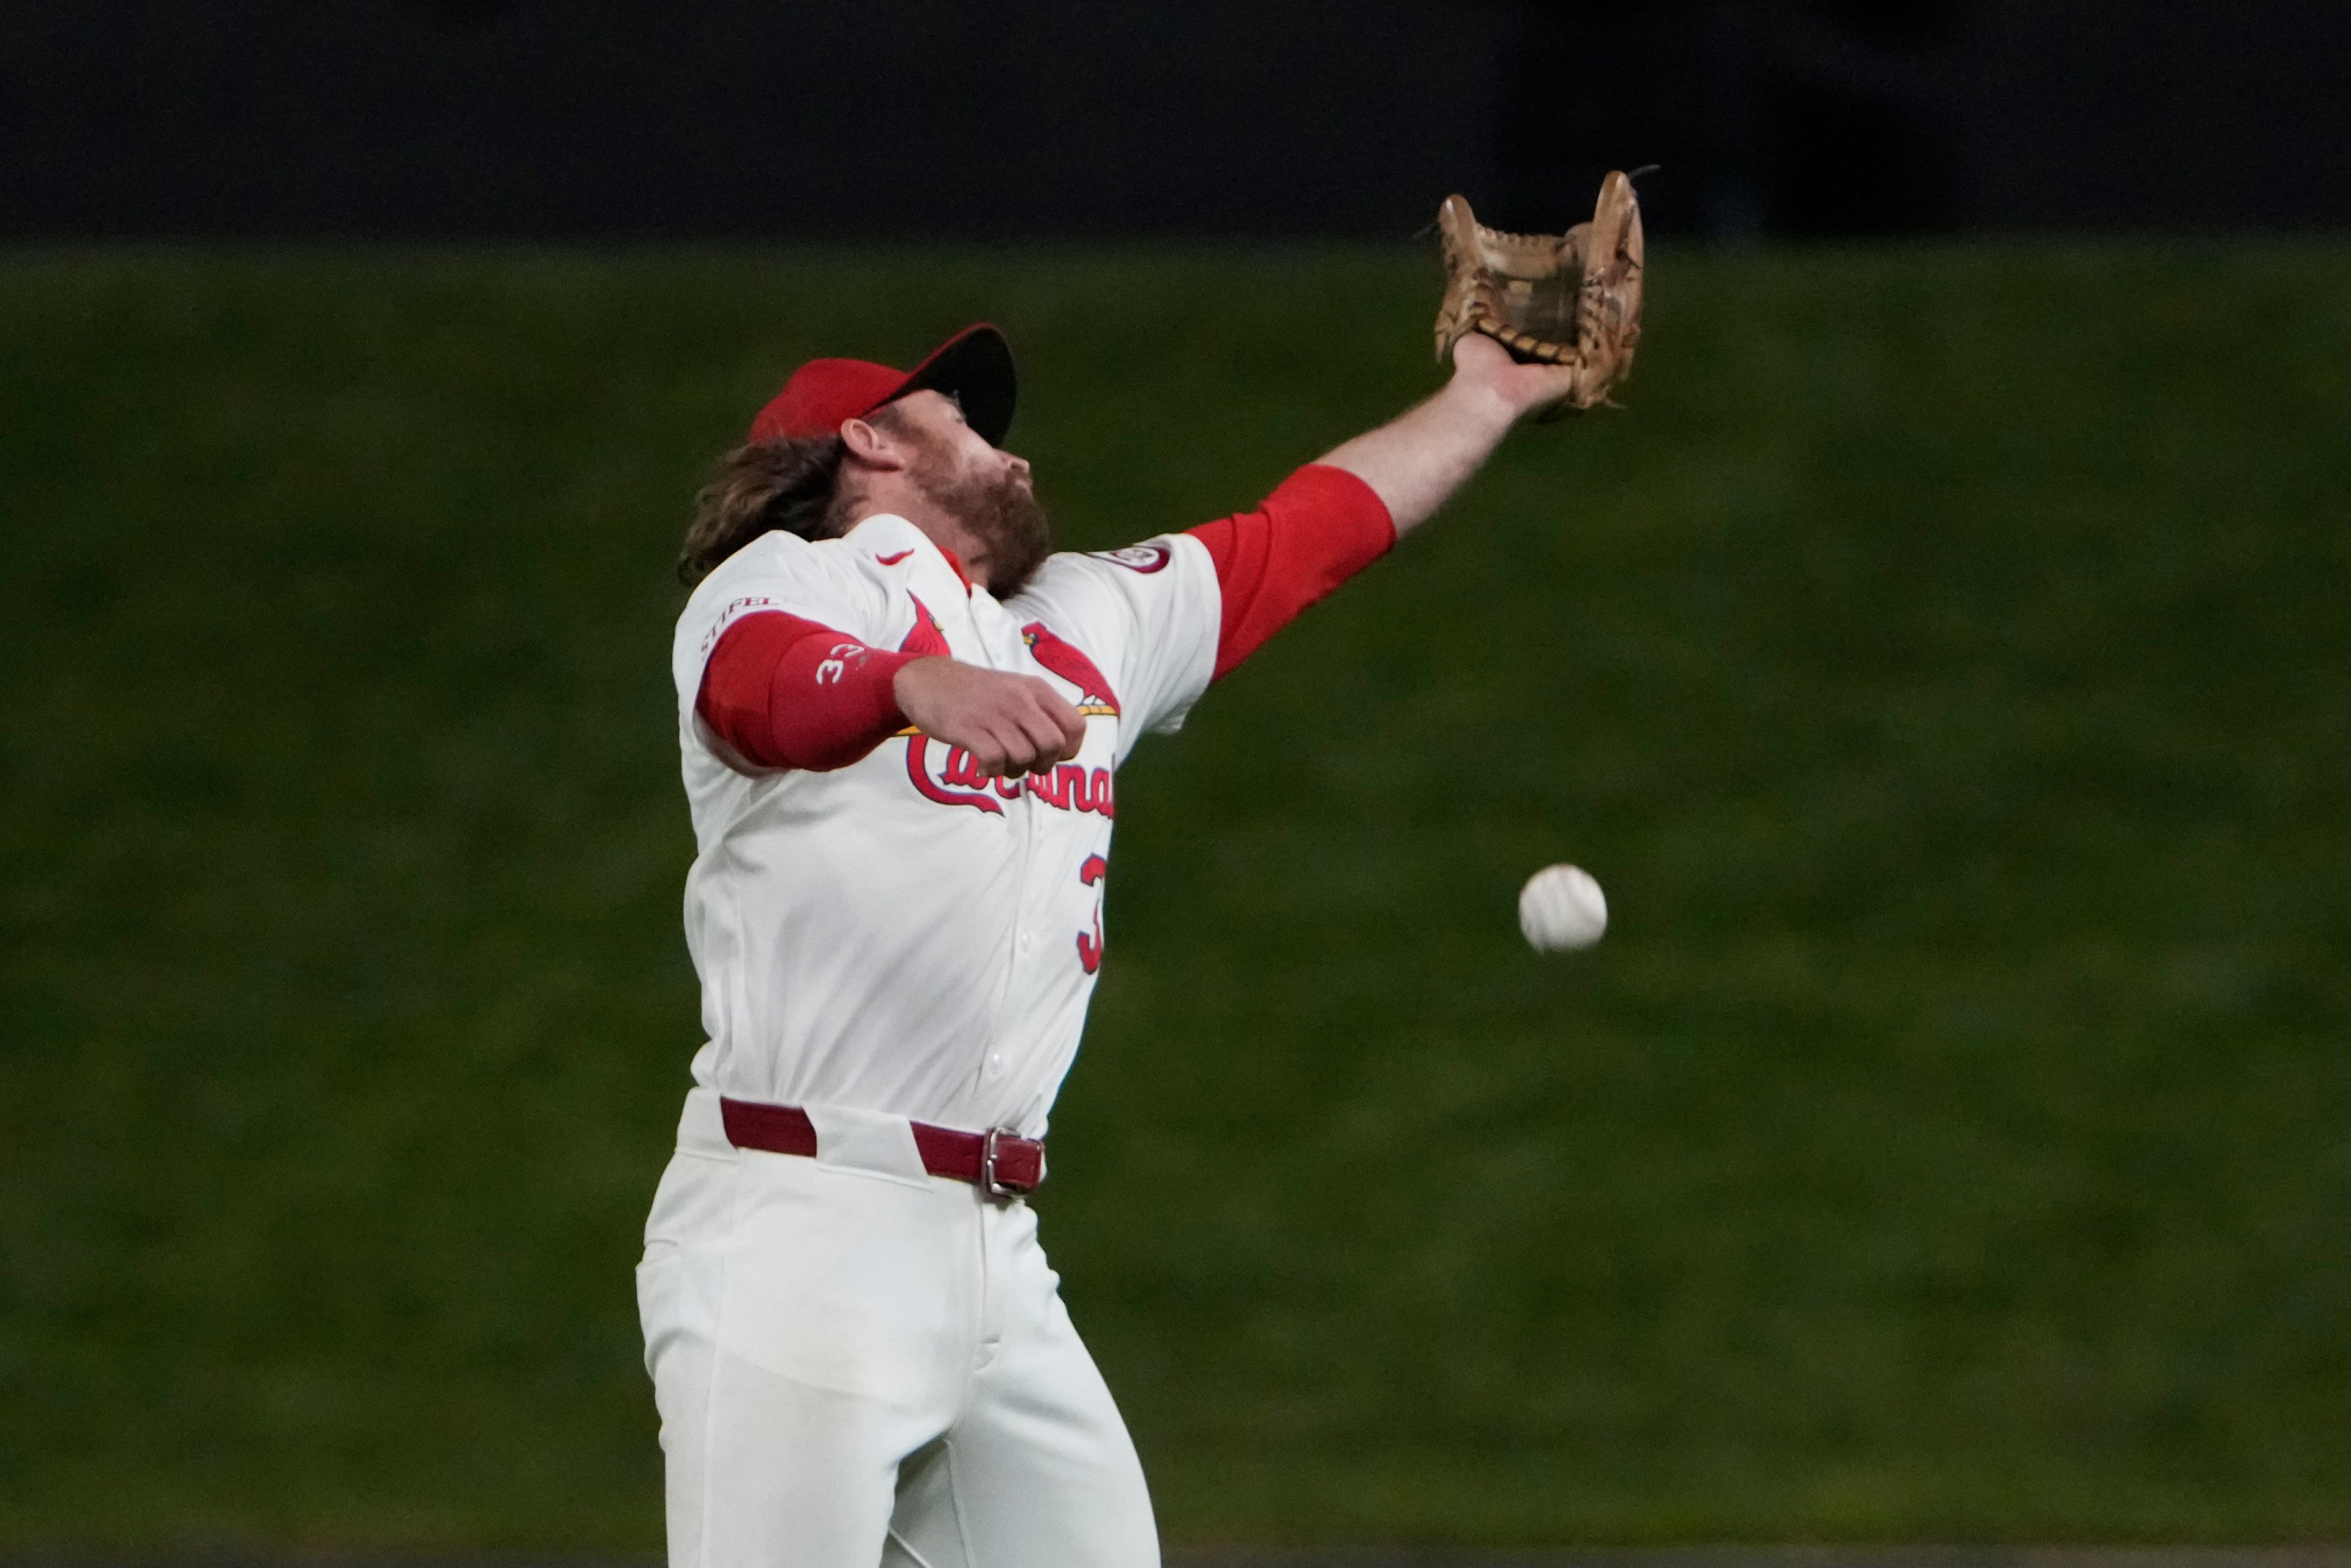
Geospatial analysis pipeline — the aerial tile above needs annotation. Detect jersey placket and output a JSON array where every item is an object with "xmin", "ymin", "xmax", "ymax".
[
  {"xmin": 977, "ymin": 788, "xmax": 1042, "ymax": 1111},
  {"xmin": 955, "ymin": 597, "xmax": 1039, "ymax": 1122}
]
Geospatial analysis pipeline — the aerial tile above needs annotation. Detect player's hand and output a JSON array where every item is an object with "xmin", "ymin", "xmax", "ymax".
[
  {"xmin": 1447, "ymin": 329, "xmax": 1583, "ymax": 422},
  {"xmin": 893, "ymin": 656, "xmax": 1088, "ymax": 777}
]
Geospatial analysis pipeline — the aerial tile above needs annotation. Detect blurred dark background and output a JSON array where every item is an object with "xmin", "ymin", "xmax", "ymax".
[
  {"xmin": 7, "ymin": 0, "xmax": 2351, "ymax": 1556},
  {"xmin": 8, "ymin": 0, "xmax": 2351, "ymax": 244}
]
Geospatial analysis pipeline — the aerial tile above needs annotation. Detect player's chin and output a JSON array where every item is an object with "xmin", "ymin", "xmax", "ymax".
[
  {"xmin": 980, "ymin": 490, "xmax": 1053, "ymax": 598},
  {"xmin": 986, "ymin": 530, "xmax": 1051, "ymax": 598}
]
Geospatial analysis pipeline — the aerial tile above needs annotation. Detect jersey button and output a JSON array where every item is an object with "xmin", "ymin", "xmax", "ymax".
[{"xmin": 1018, "ymin": 931, "xmax": 1034, "ymax": 955}]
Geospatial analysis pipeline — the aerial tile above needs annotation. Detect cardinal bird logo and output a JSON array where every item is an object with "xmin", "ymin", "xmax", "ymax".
[
  {"xmin": 1021, "ymin": 623, "xmax": 1120, "ymax": 718},
  {"xmin": 898, "ymin": 594, "xmax": 952, "ymax": 658}
]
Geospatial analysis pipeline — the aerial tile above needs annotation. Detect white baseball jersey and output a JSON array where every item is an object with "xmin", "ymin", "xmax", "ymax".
[{"xmin": 669, "ymin": 511, "xmax": 1222, "ymax": 1138}]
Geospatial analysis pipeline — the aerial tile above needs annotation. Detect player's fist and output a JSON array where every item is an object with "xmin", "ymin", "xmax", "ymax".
[{"xmin": 893, "ymin": 656, "xmax": 1088, "ymax": 777}]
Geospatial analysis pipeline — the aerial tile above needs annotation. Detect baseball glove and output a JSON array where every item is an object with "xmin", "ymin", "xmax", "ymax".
[{"xmin": 1434, "ymin": 171, "xmax": 1645, "ymax": 414}]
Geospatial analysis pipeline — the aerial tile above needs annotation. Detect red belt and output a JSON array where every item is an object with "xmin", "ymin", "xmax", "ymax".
[{"xmin": 719, "ymin": 1097, "xmax": 1047, "ymax": 1198}]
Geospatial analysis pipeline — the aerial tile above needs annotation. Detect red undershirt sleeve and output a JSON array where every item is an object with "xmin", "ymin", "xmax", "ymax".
[
  {"xmin": 1185, "ymin": 463, "xmax": 1397, "ymax": 681},
  {"xmin": 696, "ymin": 611, "xmax": 920, "ymax": 772}
]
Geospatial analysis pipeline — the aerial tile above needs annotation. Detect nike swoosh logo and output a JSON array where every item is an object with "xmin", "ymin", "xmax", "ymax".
[{"xmin": 876, "ymin": 549, "xmax": 915, "ymax": 566}]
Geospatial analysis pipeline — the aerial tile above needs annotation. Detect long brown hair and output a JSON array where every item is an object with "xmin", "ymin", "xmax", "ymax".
[{"xmin": 677, "ymin": 435, "xmax": 857, "ymax": 585}]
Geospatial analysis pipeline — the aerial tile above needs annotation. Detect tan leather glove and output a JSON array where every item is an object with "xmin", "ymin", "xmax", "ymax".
[{"xmin": 1434, "ymin": 171, "xmax": 1646, "ymax": 415}]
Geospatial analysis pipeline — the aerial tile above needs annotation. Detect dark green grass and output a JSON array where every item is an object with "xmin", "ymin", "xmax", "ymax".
[{"xmin": 1, "ymin": 243, "xmax": 2347, "ymax": 1549}]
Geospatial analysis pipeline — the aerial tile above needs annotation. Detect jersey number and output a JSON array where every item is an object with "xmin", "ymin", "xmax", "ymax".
[{"xmin": 1076, "ymin": 854, "xmax": 1107, "ymax": 975}]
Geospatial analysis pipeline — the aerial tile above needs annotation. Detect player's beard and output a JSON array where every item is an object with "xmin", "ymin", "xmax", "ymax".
[{"xmin": 911, "ymin": 454, "xmax": 1052, "ymax": 599}]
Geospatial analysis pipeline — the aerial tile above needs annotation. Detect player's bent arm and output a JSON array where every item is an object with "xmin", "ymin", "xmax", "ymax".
[
  {"xmin": 1318, "ymin": 332, "xmax": 1583, "ymax": 536},
  {"xmin": 699, "ymin": 612, "xmax": 1084, "ymax": 778},
  {"xmin": 699, "ymin": 612, "xmax": 917, "ymax": 773},
  {"xmin": 893, "ymin": 658, "xmax": 1087, "ymax": 778}
]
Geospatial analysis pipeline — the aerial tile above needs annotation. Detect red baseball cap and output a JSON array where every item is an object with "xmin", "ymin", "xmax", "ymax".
[{"xmin": 748, "ymin": 323, "xmax": 1017, "ymax": 447}]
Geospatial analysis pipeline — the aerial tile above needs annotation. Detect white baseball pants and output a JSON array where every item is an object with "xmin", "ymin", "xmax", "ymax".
[{"xmin": 636, "ymin": 1090, "xmax": 1159, "ymax": 1568}]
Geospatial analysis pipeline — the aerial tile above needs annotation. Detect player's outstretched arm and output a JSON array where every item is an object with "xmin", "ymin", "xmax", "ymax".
[
  {"xmin": 1181, "ymin": 334, "xmax": 1581, "ymax": 685},
  {"xmin": 1317, "ymin": 332, "xmax": 1580, "ymax": 536}
]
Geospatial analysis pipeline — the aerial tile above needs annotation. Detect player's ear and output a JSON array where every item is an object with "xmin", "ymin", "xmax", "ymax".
[{"xmin": 838, "ymin": 416, "xmax": 911, "ymax": 472}]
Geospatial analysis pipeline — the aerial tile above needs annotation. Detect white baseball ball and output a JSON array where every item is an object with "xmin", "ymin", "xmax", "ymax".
[{"xmin": 1518, "ymin": 863, "xmax": 1608, "ymax": 951}]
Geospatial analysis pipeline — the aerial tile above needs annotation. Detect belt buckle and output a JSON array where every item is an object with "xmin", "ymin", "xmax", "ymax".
[{"xmin": 978, "ymin": 1127, "xmax": 1031, "ymax": 1199}]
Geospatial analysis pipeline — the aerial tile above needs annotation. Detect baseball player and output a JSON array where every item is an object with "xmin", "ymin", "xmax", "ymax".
[{"xmin": 637, "ymin": 319, "xmax": 1605, "ymax": 1568}]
